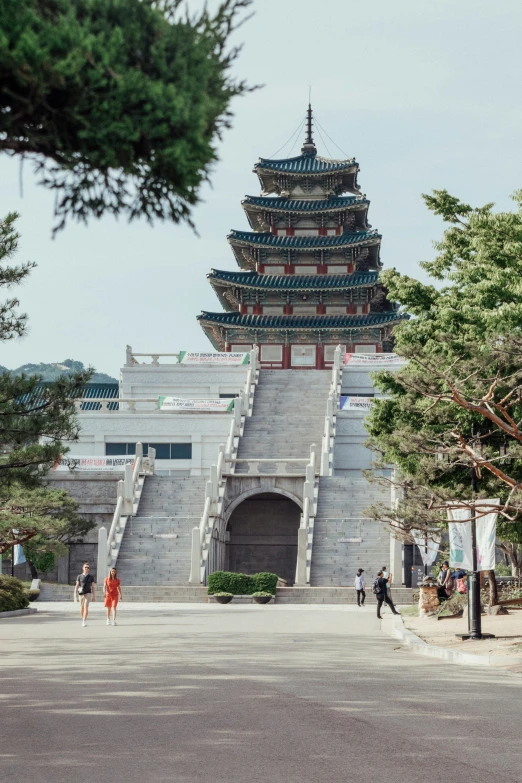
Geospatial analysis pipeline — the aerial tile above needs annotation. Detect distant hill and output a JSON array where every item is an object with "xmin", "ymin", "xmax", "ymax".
[{"xmin": 0, "ymin": 359, "xmax": 117, "ymax": 383}]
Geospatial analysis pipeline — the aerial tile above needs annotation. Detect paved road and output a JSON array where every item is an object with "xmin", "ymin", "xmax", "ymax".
[{"xmin": 1, "ymin": 603, "xmax": 521, "ymax": 783}]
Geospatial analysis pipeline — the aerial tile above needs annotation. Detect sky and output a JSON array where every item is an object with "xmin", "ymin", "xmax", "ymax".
[{"xmin": 0, "ymin": 0, "xmax": 520, "ymax": 377}]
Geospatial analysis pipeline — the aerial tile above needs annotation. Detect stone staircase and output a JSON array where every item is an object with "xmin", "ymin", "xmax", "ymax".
[
  {"xmin": 116, "ymin": 475, "xmax": 207, "ymax": 585},
  {"xmin": 236, "ymin": 370, "xmax": 331, "ymax": 472},
  {"xmin": 310, "ymin": 476, "xmax": 391, "ymax": 586}
]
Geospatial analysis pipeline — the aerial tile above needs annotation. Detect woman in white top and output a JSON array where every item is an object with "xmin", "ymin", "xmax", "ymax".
[{"xmin": 354, "ymin": 569, "xmax": 365, "ymax": 606}]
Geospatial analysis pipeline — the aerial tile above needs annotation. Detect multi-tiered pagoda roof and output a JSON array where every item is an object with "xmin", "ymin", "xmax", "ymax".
[{"xmin": 198, "ymin": 106, "xmax": 407, "ymax": 368}]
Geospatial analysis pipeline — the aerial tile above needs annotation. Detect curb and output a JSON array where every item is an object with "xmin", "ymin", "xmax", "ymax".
[
  {"xmin": 0, "ymin": 607, "xmax": 38, "ymax": 619},
  {"xmin": 386, "ymin": 614, "xmax": 522, "ymax": 669}
]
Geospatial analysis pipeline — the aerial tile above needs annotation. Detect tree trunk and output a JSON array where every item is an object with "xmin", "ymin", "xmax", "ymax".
[
  {"xmin": 26, "ymin": 559, "xmax": 38, "ymax": 580},
  {"xmin": 487, "ymin": 569, "xmax": 498, "ymax": 606}
]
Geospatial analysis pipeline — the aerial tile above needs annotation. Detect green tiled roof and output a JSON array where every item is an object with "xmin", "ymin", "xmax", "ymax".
[
  {"xmin": 242, "ymin": 196, "xmax": 369, "ymax": 212},
  {"xmin": 255, "ymin": 153, "xmax": 357, "ymax": 174},
  {"xmin": 17, "ymin": 383, "xmax": 120, "ymax": 411},
  {"xmin": 208, "ymin": 269, "xmax": 379, "ymax": 290},
  {"xmin": 198, "ymin": 312, "xmax": 408, "ymax": 328},
  {"xmin": 228, "ymin": 230, "xmax": 380, "ymax": 248}
]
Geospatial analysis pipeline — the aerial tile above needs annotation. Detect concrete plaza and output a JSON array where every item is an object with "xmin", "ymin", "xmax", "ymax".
[{"xmin": 1, "ymin": 603, "xmax": 521, "ymax": 783}]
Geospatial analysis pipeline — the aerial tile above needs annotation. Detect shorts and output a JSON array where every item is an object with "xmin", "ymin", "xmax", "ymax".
[
  {"xmin": 80, "ymin": 593, "xmax": 92, "ymax": 606},
  {"xmin": 104, "ymin": 596, "xmax": 118, "ymax": 608}
]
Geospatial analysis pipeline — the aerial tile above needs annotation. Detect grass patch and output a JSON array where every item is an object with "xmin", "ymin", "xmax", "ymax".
[{"xmin": 400, "ymin": 605, "xmax": 419, "ymax": 617}]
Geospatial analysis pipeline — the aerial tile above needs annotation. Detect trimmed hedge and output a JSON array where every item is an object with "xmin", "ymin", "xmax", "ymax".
[
  {"xmin": 208, "ymin": 571, "xmax": 278, "ymax": 596},
  {"xmin": 253, "ymin": 572, "xmax": 278, "ymax": 595},
  {"xmin": 0, "ymin": 575, "xmax": 30, "ymax": 613}
]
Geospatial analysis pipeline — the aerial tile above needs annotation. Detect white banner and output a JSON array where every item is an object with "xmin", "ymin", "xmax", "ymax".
[
  {"xmin": 344, "ymin": 353, "xmax": 407, "ymax": 366},
  {"xmin": 412, "ymin": 529, "xmax": 441, "ymax": 567},
  {"xmin": 448, "ymin": 507, "xmax": 474, "ymax": 570},
  {"xmin": 447, "ymin": 499, "xmax": 499, "ymax": 571},
  {"xmin": 339, "ymin": 396, "xmax": 374, "ymax": 411},
  {"xmin": 54, "ymin": 457, "xmax": 135, "ymax": 471},
  {"xmin": 476, "ymin": 502, "xmax": 499, "ymax": 571},
  {"xmin": 158, "ymin": 396, "xmax": 234, "ymax": 412},
  {"xmin": 178, "ymin": 352, "xmax": 248, "ymax": 365}
]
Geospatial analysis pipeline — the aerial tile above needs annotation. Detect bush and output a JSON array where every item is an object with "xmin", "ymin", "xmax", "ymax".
[
  {"xmin": 0, "ymin": 575, "xmax": 30, "ymax": 613},
  {"xmin": 252, "ymin": 572, "xmax": 278, "ymax": 595},
  {"xmin": 208, "ymin": 572, "xmax": 255, "ymax": 595},
  {"xmin": 208, "ymin": 571, "xmax": 279, "ymax": 595}
]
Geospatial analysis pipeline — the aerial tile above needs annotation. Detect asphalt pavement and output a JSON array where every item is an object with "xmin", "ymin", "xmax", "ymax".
[{"xmin": 1, "ymin": 602, "xmax": 521, "ymax": 783}]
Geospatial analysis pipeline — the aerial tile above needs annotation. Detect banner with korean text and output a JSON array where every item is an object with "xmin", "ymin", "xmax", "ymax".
[
  {"xmin": 339, "ymin": 396, "xmax": 374, "ymax": 412},
  {"xmin": 178, "ymin": 352, "xmax": 249, "ymax": 365},
  {"xmin": 344, "ymin": 353, "xmax": 407, "ymax": 366},
  {"xmin": 158, "ymin": 396, "xmax": 234, "ymax": 412},
  {"xmin": 54, "ymin": 457, "xmax": 135, "ymax": 471}
]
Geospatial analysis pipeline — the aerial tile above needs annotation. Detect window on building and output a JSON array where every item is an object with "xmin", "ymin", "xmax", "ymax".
[
  {"xmin": 260, "ymin": 345, "xmax": 283, "ymax": 362},
  {"xmin": 105, "ymin": 443, "xmax": 191, "ymax": 459},
  {"xmin": 291, "ymin": 345, "xmax": 316, "ymax": 366},
  {"xmin": 219, "ymin": 394, "xmax": 238, "ymax": 399},
  {"xmin": 262, "ymin": 305, "xmax": 285, "ymax": 314},
  {"xmin": 324, "ymin": 345, "xmax": 346, "ymax": 363},
  {"xmin": 230, "ymin": 344, "xmax": 252, "ymax": 353},
  {"xmin": 354, "ymin": 345, "xmax": 377, "ymax": 354}
]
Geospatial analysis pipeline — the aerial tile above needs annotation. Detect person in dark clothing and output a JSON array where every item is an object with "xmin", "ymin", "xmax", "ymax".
[
  {"xmin": 374, "ymin": 571, "xmax": 400, "ymax": 619},
  {"xmin": 354, "ymin": 569, "xmax": 365, "ymax": 606}
]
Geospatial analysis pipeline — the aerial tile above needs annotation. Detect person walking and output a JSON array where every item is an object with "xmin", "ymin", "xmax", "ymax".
[
  {"xmin": 103, "ymin": 567, "xmax": 122, "ymax": 625},
  {"xmin": 354, "ymin": 568, "xmax": 366, "ymax": 606},
  {"xmin": 382, "ymin": 565, "xmax": 393, "ymax": 597},
  {"xmin": 373, "ymin": 571, "xmax": 399, "ymax": 619},
  {"xmin": 74, "ymin": 563, "xmax": 95, "ymax": 627}
]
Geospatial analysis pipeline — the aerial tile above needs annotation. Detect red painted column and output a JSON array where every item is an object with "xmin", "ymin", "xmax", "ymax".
[
  {"xmin": 317, "ymin": 302, "xmax": 326, "ymax": 314},
  {"xmin": 316, "ymin": 345, "xmax": 325, "ymax": 369},
  {"xmin": 284, "ymin": 303, "xmax": 293, "ymax": 314},
  {"xmin": 283, "ymin": 345, "xmax": 291, "ymax": 369},
  {"xmin": 253, "ymin": 303, "xmax": 262, "ymax": 315}
]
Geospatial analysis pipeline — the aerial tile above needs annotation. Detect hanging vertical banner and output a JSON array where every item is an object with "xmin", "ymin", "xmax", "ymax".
[
  {"xmin": 447, "ymin": 499, "xmax": 499, "ymax": 572},
  {"xmin": 411, "ymin": 529, "xmax": 441, "ymax": 567},
  {"xmin": 476, "ymin": 500, "xmax": 499, "ymax": 571},
  {"xmin": 447, "ymin": 506, "xmax": 474, "ymax": 570},
  {"xmin": 13, "ymin": 544, "xmax": 26, "ymax": 566}
]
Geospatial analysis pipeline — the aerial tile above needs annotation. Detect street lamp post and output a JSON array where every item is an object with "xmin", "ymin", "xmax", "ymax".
[{"xmin": 468, "ymin": 467, "xmax": 483, "ymax": 640}]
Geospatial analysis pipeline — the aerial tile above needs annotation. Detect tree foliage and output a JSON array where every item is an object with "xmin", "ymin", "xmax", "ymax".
[
  {"xmin": 0, "ymin": 0, "xmax": 253, "ymax": 233},
  {"xmin": 0, "ymin": 212, "xmax": 35, "ymax": 341},
  {"xmin": 0, "ymin": 214, "xmax": 91, "ymax": 487},
  {"xmin": 365, "ymin": 191, "xmax": 522, "ymax": 573},
  {"xmin": 0, "ymin": 485, "xmax": 91, "ymax": 555}
]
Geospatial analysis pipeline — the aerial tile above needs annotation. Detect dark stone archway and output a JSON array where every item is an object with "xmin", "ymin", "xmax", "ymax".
[{"xmin": 226, "ymin": 492, "xmax": 301, "ymax": 585}]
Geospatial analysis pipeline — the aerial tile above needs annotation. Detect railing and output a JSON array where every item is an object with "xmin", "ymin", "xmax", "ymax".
[
  {"xmin": 320, "ymin": 344, "xmax": 343, "ymax": 476},
  {"xmin": 224, "ymin": 458, "xmax": 309, "ymax": 475},
  {"xmin": 125, "ymin": 345, "xmax": 261, "ymax": 368},
  {"xmin": 296, "ymin": 444, "xmax": 317, "ymax": 585},
  {"xmin": 189, "ymin": 347, "xmax": 259, "ymax": 584},
  {"xmin": 96, "ymin": 442, "xmax": 155, "ymax": 581}
]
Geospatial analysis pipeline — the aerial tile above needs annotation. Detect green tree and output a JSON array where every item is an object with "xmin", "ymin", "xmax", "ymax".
[
  {"xmin": 0, "ymin": 485, "xmax": 91, "ymax": 557},
  {"xmin": 365, "ymin": 191, "xmax": 522, "ymax": 585},
  {"xmin": 22, "ymin": 494, "xmax": 94, "ymax": 578},
  {"xmin": 0, "ymin": 0, "xmax": 253, "ymax": 233},
  {"xmin": 0, "ymin": 213, "xmax": 91, "ymax": 486}
]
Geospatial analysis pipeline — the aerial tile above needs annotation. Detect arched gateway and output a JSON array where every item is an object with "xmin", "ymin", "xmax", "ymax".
[{"xmin": 226, "ymin": 492, "xmax": 301, "ymax": 585}]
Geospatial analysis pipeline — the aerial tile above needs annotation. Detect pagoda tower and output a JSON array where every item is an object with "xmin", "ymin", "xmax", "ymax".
[{"xmin": 198, "ymin": 106, "xmax": 407, "ymax": 369}]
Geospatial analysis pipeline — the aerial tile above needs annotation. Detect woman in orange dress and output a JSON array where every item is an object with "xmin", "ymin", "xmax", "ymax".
[{"xmin": 103, "ymin": 567, "xmax": 122, "ymax": 625}]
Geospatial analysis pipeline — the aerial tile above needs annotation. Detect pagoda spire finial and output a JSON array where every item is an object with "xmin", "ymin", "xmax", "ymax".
[{"xmin": 301, "ymin": 103, "xmax": 317, "ymax": 155}]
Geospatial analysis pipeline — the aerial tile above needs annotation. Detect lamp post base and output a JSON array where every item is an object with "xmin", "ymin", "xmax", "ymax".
[{"xmin": 455, "ymin": 633, "xmax": 495, "ymax": 640}]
